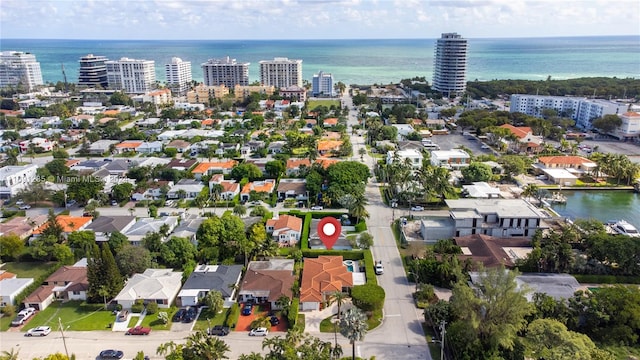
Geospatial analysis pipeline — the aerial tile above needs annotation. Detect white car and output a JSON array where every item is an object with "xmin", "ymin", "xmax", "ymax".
[
  {"xmin": 12, "ymin": 307, "xmax": 36, "ymax": 326},
  {"xmin": 18, "ymin": 204, "xmax": 31, "ymax": 210},
  {"xmin": 25, "ymin": 326, "xmax": 51, "ymax": 337},
  {"xmin": 310, "ymin": 205, "xmax": 324, "ymax": 210},
  {"xmin": 411, "ymin": 206, "xmax": 424, "ymax": 211},
  {"xmin": 249, "ymin": 327, "xmax": 269, "ymax": 336},
  {"xmin": 481, "ymin": 144, "xmax": 490, "ymax": 149},
  {"xmin": 15, "ymin": 199, "xmax": 24, "ymax": 206},
  {"xmin": 375, "ymin": 261, "xmax": 384, "ymax": 275}
]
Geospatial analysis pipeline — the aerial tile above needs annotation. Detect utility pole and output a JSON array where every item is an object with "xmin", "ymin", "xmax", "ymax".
[
  {"xmin": 58, "ymin": 317, "xmax": 70, "ymax": 359},
  {"xmin": 440, "ymin": 320, "xmax": 447, "ymax": 360}
]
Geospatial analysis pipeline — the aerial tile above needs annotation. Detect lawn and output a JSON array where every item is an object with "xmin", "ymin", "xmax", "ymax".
[
  {"xmin": 3, "ymin": 262, "xmax": 57, "ymax": 280},
  {"xmin": 0, "ymin": 314, "xmax": 14, "ymax": 331},
  {"xmin": 139, "ymin": 307, "xmax": 179, "ymax": 330},
  {"xmin": 319, "ymin": 309, "xmax": 381, "ymax": 332},
  {"xmin": 25, "ymin": 301, "xmax": 114, "ymax": 331},
  {"xmin": 319, "ymin": 314, "xmax": 337, "ymax": 333},
  {"xmin": 193, "ymin": 307, "xmax": 229, "ymax": 332},
  {"xmin": 308, "ymin": 99, "xmax": 340, "ymax": 110}
]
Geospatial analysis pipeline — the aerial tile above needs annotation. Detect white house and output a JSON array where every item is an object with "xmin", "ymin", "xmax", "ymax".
[
  {"xmin": 386, "ymin": 149, "xmax": 424, "ymax": 169},
  {"xmin": 167, "ymin": 179, "xmax": 205, "ymax": 199},
  {"xmin": 124, "ymin": 216, "xmax": 180, "ymax": 245},
  {"xmin": 114, "ymin": 269, "xmax": 183, "ymax": 309},
  {"xmin": 19, "ymin": 137, "xmax": 54, "ymax": 152},
  {"xmin": 137, "ymin": 141, "xmax": 163, "ymax": 154},
  {"xmin": 430, "ymin": 149, "xmax": 471, "ymax": 169},
  {"xmin": 0, "ymin": 164, "xmax": 38, "ymax": 199},
  {"xmin": 0, "ymin": 277, "xmax": 34, "ymax": 307}
]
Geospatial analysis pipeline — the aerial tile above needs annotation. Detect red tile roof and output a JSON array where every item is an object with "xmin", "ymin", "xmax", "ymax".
[
  {"xmin": 499, "ymin": 124, "xmax": 533, "ymax": 139},
  {"xmin": 300, "ymin": 256, "xmax": 353, "ymax": 303},
  {"xmin": 538, "ymin": 156, "xmax": 594, "ymax": 166}
]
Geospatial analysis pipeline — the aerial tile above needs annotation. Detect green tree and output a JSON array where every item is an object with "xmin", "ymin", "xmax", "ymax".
[
  {"xmin": 45, "ymin": 159, "xmax": 70, "ymax": 178},
  {"xmin": 523, "ymin": 318, "xmax": 608, "ymax": 360},
  {"xmin": 0, "ymin": 234, "xmax": 24, "ymax": 261},
  {"xmin": 499, "ymin": 155, "xmax": 529, "ymax": 178},
  {"xmin": 109, "ymin": 91, "xmax": 133, "ymax": 106},
  {"xmin": 87, "ymin": 243, "xmax": 123, "ymax": 303},
  {"xmin": 230, "ymin": 163, "xmax": 263, "ymax": 181},
  {"xmin": 66, "ymin": 176, "xmax": 104, "ymax": 205},
  {"xmin": 233, "ymin": 204, "xmax": 247, "ymax": 217},
  {"xmin": 461, "ymin": 162, "xmax": 493, "ymax": 183},
  {"xmin": 111, "ymin": 183, "xmax": 134, "ymax": 203},
  {"xmin": 265, "ymin": 160, "xmax": 285, "ymax": 178},
  {"xmin": 592, "ymin": 114, "xmax": 622, "ymax": 134},
  {"xmin": 157, "ymin": 330, "xmax": 230, "ymax": 360},
  {"xmin": 449, "ymin": 267, "xmax": 534, "ymax": 357},
  {"xmin": 339, "ymin": 307, "xmax": 368, "ymax": 360},
  {"xmin": 351, "ymin": 283, "xmax": 385, "ymax": 312},
  {"xmin": 108, "ymin": 231, "xmax": 128, "ymax": 254},
  {"xmin": 115, "ymin": 244, "xmax": 152, "ymax": 277},
  {"xmin": 160, "ymin": 236, "xmax": 197, "ymax": 269}
]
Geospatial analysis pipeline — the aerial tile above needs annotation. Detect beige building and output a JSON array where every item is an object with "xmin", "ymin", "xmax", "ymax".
[
  {"xmin": 186, "ymin": 84, "xmax": 230, "ymax": 104},
  {"xmin": 234, "ymin": 84, "xmax": 275, "ymax": 102}
]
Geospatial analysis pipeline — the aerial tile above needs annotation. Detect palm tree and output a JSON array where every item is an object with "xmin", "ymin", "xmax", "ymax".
[
  {"xmin": 327, "ymin": 291, "xmax": 348, "ymax": 320},
  {"xmin": 184, "ymin": 331, "xmax": 230, "ymax": 360},
  {"xmin": 0, "ymin": 348, "xmax": 20, "ymax": 360},
  {"xmin": 262, "ymin": 336, "xmax": 287, "ymax": 357},
  {"xmin": 350, "ymin": 195, "xmax": 369, "ymax": 223},
  {"xmin": 233, "ymin": 204, "xmax": 247, "ymax": 217},
  {"xmin": 339, "ymin": 307, "xmax": 368, "ymax": 360},
  {"xmin": 237, "ymin": 353, "xmax": 264, "ymax": 360},
  {"xmin": 522, "ymin": 184, "xmax": 539, "ymax": 202}
]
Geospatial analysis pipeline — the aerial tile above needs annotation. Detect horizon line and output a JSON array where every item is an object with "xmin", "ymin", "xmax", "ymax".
[{"xmin": 1, "ymin": 34, "xmax": 638, "ymax": 42}]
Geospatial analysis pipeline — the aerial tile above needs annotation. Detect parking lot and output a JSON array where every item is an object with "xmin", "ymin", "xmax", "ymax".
[{"xmin": 429, "ymin": 133, "xmax": 494, "ymax": 156}]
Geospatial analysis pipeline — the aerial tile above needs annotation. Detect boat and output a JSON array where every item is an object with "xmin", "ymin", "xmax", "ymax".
[
  {"xmin": 606, "ymin": 220, "xmax": 640, "ymax": 238},
  {"xmin": 544, "ymin": 192, "xmax": 567, "ymax": 204}
]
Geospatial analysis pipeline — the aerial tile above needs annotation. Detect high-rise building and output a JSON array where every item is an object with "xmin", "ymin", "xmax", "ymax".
[
  {"xmin": 105, "ymin": 57, "xmax": 156, "ymax": 94},
  {"xmin": 432, "ymin": 33, "xmax": 468, "ymax": 97},
  {"xmin": 0, "ymin": 51, "xmax": 44, "ymax": 91},
  {"xmin": 165, "ymin": 57, "xmax": 192, "ymax": 96},
  {"xmin": 259, "ymin": 57, "xmax": 303, "ymax": 88},
  {"xmin": 78, "ymin": 54, "xmax": 109, "ymax": 88},
  {"xmin": 312, "ymin": 71, "xmax": 335, "ymax": 97},
  {"xmin": 202, "ymin": 56, "xmax": 249, "ymax": 88}
]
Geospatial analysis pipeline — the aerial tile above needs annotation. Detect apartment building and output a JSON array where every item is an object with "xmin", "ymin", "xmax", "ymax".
[
  {"xmin": 186, "ymin": 84, "xmax": 230, "ymax": 104},
  {"xmin": 202, "ymin": 56, "xmax": 249, "ymax": 88},
  {"xmin": 106, "ymin": 57, "xmax": 156, "ymax": 93},
  {"xmin": 0, "ymin": 51, "xmax": 44, "ymax": 90},
  {"xmin": 259, "ymin": 57, "xmax": 303, "ymax": 88},
  {"xmin": 165, "ymin": 57, "xmax": 192, "ymax": 96},
  {"xmin": 233, "ymin": 84, "xmax": 275, "ymax": 102},
  {"xmin": 78, "ymin": 54, "xmax": 109, "ymax": 88},
  {"xmin": 0, "ymin": 165, "xmax": 38, "ymax": 199},
  {"xmin": 432, "ymin": 33, "xmax": 467, "ymax": 97},
  {"xmin": 509, "ymin": 94, "xmax": 629, "ymax": 130},
  {"xmin": 610, "ymin": 111, "xmax": 640, "ymax": 141},
  {"xmin": 312, "ymin": 71, "xmax": 335, "ymax": 97}
]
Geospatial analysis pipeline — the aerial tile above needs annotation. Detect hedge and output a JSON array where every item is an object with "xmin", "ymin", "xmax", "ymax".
[
  {"xmin": 363, "ymin": 250, "xmax": 377, "ymax": 285},
  {"xmin": 311, "ymin": 211, "xmax": 348, "ymax": 219},
  {"xmin": 351, "ymin": 283, "xmax": 385, "ymax": 312},
  {"xmin": 354, "ymin": 221, "xmax": 367, "ymax": 232},
  {"xmin": 288, "ymin": 298, "xmax": 300, "ymax": 328},
  {"xmin": 300, "ymin": 212, "xmax": 312, "ymax": 250},
  {"xmin": 301, "ymin": 249, "xmax": 364, "ymax": 260},
  {"xmin": 225, "ymin": 303, "xmax": 240, "ymax": 328},
  {"xmin": 573, "ymin": 274, "xmax": 640, "ymax": 284}
]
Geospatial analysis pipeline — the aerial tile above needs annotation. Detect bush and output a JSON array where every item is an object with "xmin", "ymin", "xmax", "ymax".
[
  {"xmin": 1, "ymin": 304, "xmax": 16, "ymax": 317},
  {"xmin": 146, "ymin": 302, "xmax": 158, "ymax": 315},
  {"xmin": 288, "ymin": 298, "xmax": 299, "ymax": 328},
  {"xmin": 131, "ymin": 299, "xmax": 144, "ymax": 313},
  {"xmin": 351, "ymin": 283, "xmax": 385, "ymax": 312},
  {"xmin": 355, "ymin": 221, "xmax": 367, "ymax": 232},
  {"xmin": 225, "ymin": 303, "xmax": 239, "ymax": 328}
]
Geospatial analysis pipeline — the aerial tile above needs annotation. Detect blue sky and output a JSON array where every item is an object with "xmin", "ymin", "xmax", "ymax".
[{"xmin": 1, "ymin": 0, "xmax": 639, "ymax": 40}]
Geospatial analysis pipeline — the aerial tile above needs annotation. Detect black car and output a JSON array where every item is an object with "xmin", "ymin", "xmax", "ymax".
[
  {"xmin": 269, "ymin": 315, "xmax": 280, "ymax": 326},
  {"xmin": 182, "ymin": 307, "xmax": 197, "ymax": 323},
  {"xmin": 208, "ymin": 325, "xmax": 230, "ymax": 336},
  {"xmin": 172, "ymin": 308, "xmax": 186, "ymax": 322},
  {"xmin": 99, "ymin": 349, "xmax": 124, "ymax": 359}
]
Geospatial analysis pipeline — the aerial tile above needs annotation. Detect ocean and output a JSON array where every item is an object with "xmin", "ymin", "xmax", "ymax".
[{"xmin": 1, "ymin": 36, "xmax": 639, "ymax": 86}]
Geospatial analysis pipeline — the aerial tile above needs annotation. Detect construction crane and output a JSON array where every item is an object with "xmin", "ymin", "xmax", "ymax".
[{"xmin": 61, "ymin": 63, "xmax": 68, "ymax": 92}]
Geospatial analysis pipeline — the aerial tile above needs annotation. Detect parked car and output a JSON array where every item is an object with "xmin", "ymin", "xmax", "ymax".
[
  {"xmin": 208, "ymin": 325, "xmax": 230, "ymax": 336},
  {"xmin": 481, "ymin": 144, "xmax": 490, "ymax": 149},
  {"xmin": 25, "ymin": 326, "xmax": 51, "ymax": 337},
  {"xmin": 18, "ymin": 204, "xmax": 31, "ymax": 210},
  {"xmin": 182, "ymin": 307, "xmax": 197, "ymax": 323},
  {"xmin": 15, "ymin": 199, "xmax": 24, "ymax": 205},
  {"xmin": 98, "ymin": 349, "xmax": 124, "ymax": 359},
  {"xmin": 375, "ymin": 261, "xmax": 384, "ymax": 275},
  {"xmin": 410, "ymin": 205, "xmax": 424, "ymax": 211},
  {"xmin": 11, "ymin": 307, "xmax": 36, "ymax": 326},
  {"xmin": 125, "ymin": 326, "xmax": 151, "ymax": 335},
  {"xmin": 172, "ymin": 308, "xmax": 186, "ymax": 322},
  {"xmin": 269, "ymin": 315, "xmax": 280, "ymax": 326},
  {"xmin": 241, "ymin": 303, "xmax": 253, "ymax": 316},
  {"xmin": 66, "ymin": 200, "xmax": 77, "ymax": 207},
  {"xmin": 111, "ymin": 200, "xmax": 118, "ymax": 206},
  {"xmin": 310, "ymin": 205, "xmax": 323, "ymax": 210},
  {"xmin": 249, "ymin": 327, "xmax": 269, "ymax": 336}
]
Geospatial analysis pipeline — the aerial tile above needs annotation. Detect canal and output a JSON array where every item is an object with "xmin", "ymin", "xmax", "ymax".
[{"xmin": 550, "ymin": 190, "xmax": 640, "ymax": 229}]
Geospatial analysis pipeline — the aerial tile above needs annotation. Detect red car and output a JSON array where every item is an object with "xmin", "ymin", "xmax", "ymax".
[{"xmin": 125, "ymin": 326, "xmax": 151, "ymax": 335}]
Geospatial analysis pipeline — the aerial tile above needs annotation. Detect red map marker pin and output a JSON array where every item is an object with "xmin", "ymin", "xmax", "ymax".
[{"xmin": 317, "ymin": 217, "xmax": 341, "ymax": 250}]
